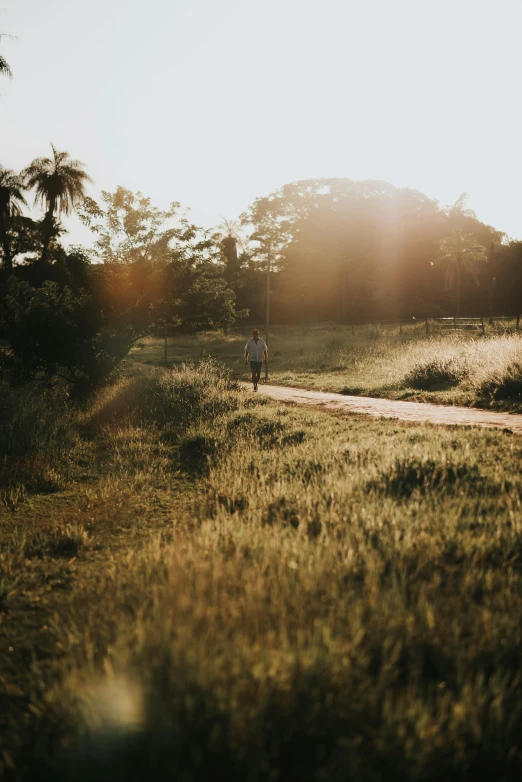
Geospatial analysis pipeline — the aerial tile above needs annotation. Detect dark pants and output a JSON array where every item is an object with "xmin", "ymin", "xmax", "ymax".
[{"xmin": 250, "ymin": 361, "xmax": 262, "ymax": 384}]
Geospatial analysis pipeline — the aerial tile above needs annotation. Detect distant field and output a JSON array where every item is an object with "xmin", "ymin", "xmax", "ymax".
[
  {"xmin": 3, "ymin": 361, "xmax": 522, "ymax": 779},
  {"xmin": 132, "ymin": 320, "xmax": 522, "ymax": 411}
]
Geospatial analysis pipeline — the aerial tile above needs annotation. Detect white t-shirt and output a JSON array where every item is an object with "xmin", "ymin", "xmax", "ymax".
[{"xmin": 245, "ymin": 338, "xmax": 267, "ymax": 362}]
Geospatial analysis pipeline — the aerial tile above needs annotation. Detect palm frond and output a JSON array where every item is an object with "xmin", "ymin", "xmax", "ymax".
[
  {"xmin": 0, "ymin": 166, "xmax": 28, "ymax": 217},
  {"xmin": 0, "ymin": 54, "xmax": 12, "ymax": 79},
  {"xmin": 23, "ymin": 144, "xmax": 92, "ymax": 216}
]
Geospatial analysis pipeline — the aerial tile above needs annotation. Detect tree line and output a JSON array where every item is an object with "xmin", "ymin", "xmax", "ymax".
[
  {"xmin": 2, "ymin": 142, "xmax": 522, "ymax": 395},
  {"xmin": 236, "ymin": 180, "xmax": 522, "ymax": 324}
]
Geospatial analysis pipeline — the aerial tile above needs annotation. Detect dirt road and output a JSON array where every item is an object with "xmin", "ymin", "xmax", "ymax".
[{"xmin": 249, "ymin": 383, "xmax": 522, "ymax": 435}]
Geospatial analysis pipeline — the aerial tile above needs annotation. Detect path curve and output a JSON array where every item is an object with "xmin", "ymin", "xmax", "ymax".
[{"xmin": 247, "ymin": 383, "xmax": 522, "ymax": 435}]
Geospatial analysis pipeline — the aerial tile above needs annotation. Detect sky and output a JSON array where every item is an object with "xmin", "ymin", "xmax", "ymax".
[{"xmin": 1, "ymin": 0, "xmax": 522, "ymax": 246}]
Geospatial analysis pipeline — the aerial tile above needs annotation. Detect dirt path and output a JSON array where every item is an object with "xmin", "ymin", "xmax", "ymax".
[{"xmin": 249, "ymin": 383, "xmax": 522, "ymax": 435}]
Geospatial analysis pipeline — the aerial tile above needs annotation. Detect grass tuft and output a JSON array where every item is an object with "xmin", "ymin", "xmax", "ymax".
[{"xmin": 369, "ymin": 456, "xmax": 484, "ymax": 498}]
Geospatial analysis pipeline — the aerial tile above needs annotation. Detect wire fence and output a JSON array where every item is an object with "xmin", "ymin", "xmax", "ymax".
[{"xmin": 225, "ymin": 316, "xmax": 522, "ymax": 340}]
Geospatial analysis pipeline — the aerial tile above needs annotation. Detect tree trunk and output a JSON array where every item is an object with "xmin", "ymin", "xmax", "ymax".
[
  {"xmin": 40, "ymin": 197, "xmax": 56, "ymax": 264},
  {"xmin": 455, "ymin": 254, "xmax": 462, "ymax": 319},
  {"xmin": 0, "ymin": 209, "xmax": 13, "ymax": 272}
]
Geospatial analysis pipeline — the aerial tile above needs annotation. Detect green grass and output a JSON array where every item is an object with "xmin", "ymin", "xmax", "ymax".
[
  {"xmin": 133, "ymin": 322, "xmax": 522, "ymax": 411},
  {"xmin": 2, "ymin": 359, "xmax": 522, "ymax": 779}
]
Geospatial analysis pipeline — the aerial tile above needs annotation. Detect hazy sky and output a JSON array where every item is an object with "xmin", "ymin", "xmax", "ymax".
[{"xmin": 2, "ymin": 0, "xmax": 522, "ymax": 245}]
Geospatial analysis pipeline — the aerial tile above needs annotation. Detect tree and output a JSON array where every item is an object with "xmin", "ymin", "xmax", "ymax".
[
  {"xmin": 432, "ymin": 195, "xmax": 500, "ymax": 318},
  {"xmin": 77, "ymin": 186, "xmax": 242, "ymax": 329},
  {"xmin": 78, "ymin": 187, "xmax": 210, "ymax": 265},
  {"xmin": 213, "ymin": 217, "xmax": 246, "ymax": 283},
  {"xmin": 0, "ymin": 34, "xmax": 13, "ymax": 79},
  {"xmin": 434, "ymin": 229, "xmax": 488, "ymax": 318},
  {"xmin": 165, "ymin": 258, "xmax": 239, "ymax": 333},
  {"xmin": 245, "ymin": 178, "xmax": 445, "ymax": 322},
  {"xmin": 23, "ymin": 145, "xmax": 92, "ymax": 264},
  {"xmin": 0, "ymin": 166, "xmax": 27, "ymax": 271},
  {"xmin": 1, "ymin": 277, "xmax": 139, "ymax": 397}
]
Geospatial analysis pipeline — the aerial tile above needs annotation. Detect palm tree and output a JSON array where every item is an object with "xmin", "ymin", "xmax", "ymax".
[
  {"xmin": 0, "ymin": 166, "xmax": 27, "ymax": 271},
  {"xmin": 0, "ymin": 33, "xmax": 13, "ymax": 79},
  {"xmin": 213, "ymin": 217, "xmax": 246, "ymax": 281},
  {"xmin": 23, "ymin": 144, "xmax": 92, "ymax": 263},
  {"xmin": 0, "ymin": 54, "xmax": 11, "ymax": 78},
  {"xmin": 434, "ymin": 228, "xmax": 487, "ymax": 318}
]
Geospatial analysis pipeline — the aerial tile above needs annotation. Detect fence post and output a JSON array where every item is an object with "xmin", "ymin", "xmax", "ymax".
[{"xmin": 480, "ymin": 317, "xmax": 485, "ymax": 336}]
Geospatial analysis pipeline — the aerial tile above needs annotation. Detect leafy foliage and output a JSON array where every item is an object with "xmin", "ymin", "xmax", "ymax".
[
  {"xmin": 0, "ymin": 166, "xmax": 28, "ymax": 270},
  {"xmin": 78, "ymin": 187, "xmax": 241, "ymax": 332},
  {"xmin": 78, "ymin": 187, "xmax": 194, "ymax": 264},
  {"xmin": 1, "ymin": 278, "xmax": 139, "ymax": 395}
]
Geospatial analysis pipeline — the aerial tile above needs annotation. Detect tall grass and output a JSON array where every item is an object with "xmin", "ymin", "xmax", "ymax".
[
  {"xmin": 132, "ymin": 325, "xmax": 522, "ymax": 410},
  {"xmin": 5, "ymin": 361, "xmax": 522, "ymax": 780},
  {"xmin": 0, "ymin": 380, "xmax": 76, "ymax": 506}
]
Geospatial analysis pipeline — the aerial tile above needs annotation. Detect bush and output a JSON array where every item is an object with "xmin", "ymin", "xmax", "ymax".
[
  {"xmin": 87, "ymin": 358, "xmax": 240, "ymax": 434},
  {"xmin": 476, "ymin": 360, "xmax": 522, "ymax": 400},
  {"xmin": 0, "ymin": 380, "xmax": 76, "ymax": 503},
  {"xmin": 405, "ymin": 356, "xmax": 466, "ymax": 389},
  {"xmin": 1, "ymin": 279, "xmax": 136, "ymax": 397},
  {"xmin": 369, "ymin": 456, "xmax": 485, "ymax": 498}
]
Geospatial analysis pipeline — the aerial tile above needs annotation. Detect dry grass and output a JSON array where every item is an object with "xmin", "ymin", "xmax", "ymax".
[
  {"xmin": 134, "ymin": 324, "xmax": 522, "ymax": 410},
  {"xmin": 2, "ymin": 360, "xmax": 522, "ymax": 780}
]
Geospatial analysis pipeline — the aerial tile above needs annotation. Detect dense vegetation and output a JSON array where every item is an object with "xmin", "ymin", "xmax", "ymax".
[
  {"xmin": 0, "ymin": 156, "xmax": 241, "ymax": 394},
  {"xmin": 239, "ymin": 183, "xmax": 522, "ymax": 324},
  {"xmin": 2, "ymin": 361, "xmax": 522, "ymax": 780}
]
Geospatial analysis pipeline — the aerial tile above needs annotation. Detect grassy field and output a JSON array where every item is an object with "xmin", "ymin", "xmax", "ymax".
[
  {"xmin": 133, "ymin": 321, "xmax": 522, "ymax": 411},
  {"xmin": 2, "ymin": 359, "xmax": 522, "ymax": 780}
]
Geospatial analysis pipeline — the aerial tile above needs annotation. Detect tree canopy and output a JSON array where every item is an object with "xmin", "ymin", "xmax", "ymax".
[{"xmin": 243, "ymin": 179, "xmax": 503, "ymax": 321}]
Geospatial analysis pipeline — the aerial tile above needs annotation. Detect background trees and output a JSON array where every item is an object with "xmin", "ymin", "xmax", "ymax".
[
  {"xmin": 0, "ymin": 166, "xmax": 27, "ymax": 272},
  {"xmin": 2, "ymin": 153, "xmax": 522, "ymax": 396},
  {"xmin": 0, "ymin": 167, "xmax": 242, "ymax": 393},
  {"xmin": 434, "ymin": 229, "xmax": 488, "ymax": 318},
  {"xmin": 78, "ymin": 187, "xmax": 189, "ymax": 265},
  {"xmin": 243, "ymin": 179, "xmax": 503, "ymax": 323}
]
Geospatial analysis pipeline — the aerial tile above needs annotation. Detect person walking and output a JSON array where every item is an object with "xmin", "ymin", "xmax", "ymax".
[{"xmin": 244, "ymin": 328, "xmax": 268, "ymax": 391}]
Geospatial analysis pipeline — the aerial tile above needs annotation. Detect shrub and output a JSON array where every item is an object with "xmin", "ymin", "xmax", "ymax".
[
  {"xmin": 87, "ymin": 358, "xmax": 240, "ymax": 434},
  {"xmin": 405, "ymin": 356, "xmax": 466, "ymax": 389},
  {"xmin": 369, "ymin": 456, "xmax": 484, "ymax": 498},
  {"xmin": 0, "ymin": 380, "xmax": 76, "ymax": 502},
  {"xmin": 178, "ymin": 434, "xmax": 218, "ymax": 473},
  {"xmin": 476, "ymin": 360, "xmax": 522, "ymax": 400},
  {"xmin": 1, "ymin": 279, "xmax": 136, "ymax": 397}
]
